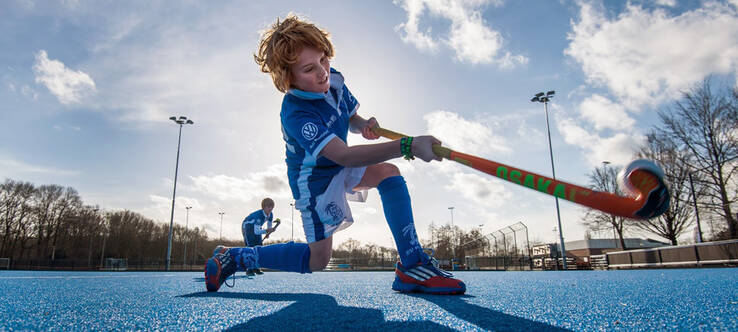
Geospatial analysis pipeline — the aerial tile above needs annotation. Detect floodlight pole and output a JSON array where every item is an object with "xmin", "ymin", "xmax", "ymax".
[
  {"xmin": 219, "ymin": 212, "xmax": 225, "ymax": 241},
  {"xmin": 520, "ymin": 222, "xmax": 532, "ymax": 270},
  {"xmin": 166, "ymin": 116, "xmax": 193, "ymax": 271},
  {"xmin": 290, "ymin": 202, "xmax": 295, "ymax": 242},
  {"xmin": 489, "ymin": 233, "xmax": 498, "ymax": 270},
  {"xmin": 183, "ymin": 206, "xmax": 191, "ymax": 268},
  {"xmin": 532, "ymin": 91, "xmax": 567, "ymax": 270},
  {"xmin": 448, "ymin": 206, "xmax": 455, "ymax": 270}
]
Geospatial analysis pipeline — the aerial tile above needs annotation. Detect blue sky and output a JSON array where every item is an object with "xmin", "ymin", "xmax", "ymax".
[{"xmin": 2, "ymin": 0, "xmax": 737, "ymax": 248}]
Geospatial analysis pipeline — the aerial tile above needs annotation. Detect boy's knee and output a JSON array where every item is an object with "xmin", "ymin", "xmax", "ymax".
[{"xmin": 379, "ymin": 163, "xmax": 400, "ymax": 178}]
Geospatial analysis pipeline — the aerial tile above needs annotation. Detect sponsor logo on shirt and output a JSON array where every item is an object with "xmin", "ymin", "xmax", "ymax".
[{"xmin": 302, "ymin": 122, "xmax": 319, "ymax": 140}]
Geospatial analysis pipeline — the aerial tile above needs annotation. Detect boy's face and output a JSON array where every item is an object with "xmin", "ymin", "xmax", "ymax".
[
  {"xmin": 290, "ymin": 47, "xmax": 330, "ymax": 93},
  {"xmin": 264, "ymin": 206, "xmax": 274, "ymax": 215}
]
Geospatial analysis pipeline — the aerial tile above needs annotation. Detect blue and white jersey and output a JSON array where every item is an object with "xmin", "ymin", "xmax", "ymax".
[
  {"xmin": 280, "ymin": 68, "xmax": 360, "ymax": 209},
  {"xmin": 241, "ymin": 209, "xmax": 273, "ymax": 236}
]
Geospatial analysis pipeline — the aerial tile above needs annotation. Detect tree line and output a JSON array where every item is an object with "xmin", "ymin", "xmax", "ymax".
[{"xmin": 0, "ymin": 180, "xmax": 214, "ymax": 268}]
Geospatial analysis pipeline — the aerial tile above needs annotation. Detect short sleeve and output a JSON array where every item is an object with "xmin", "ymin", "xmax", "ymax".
[
  {"xmin": 343, "ymin": 85, "xmax": 360, "ymax": 117},
  {"xmin": 283, "ymin": 110, "xmax": 337, "ymax": 158}
]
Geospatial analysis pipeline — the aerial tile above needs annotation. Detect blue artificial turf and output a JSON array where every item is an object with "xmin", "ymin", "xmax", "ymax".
[{"xmin": 1, "ymin": 268, "xmax": 736, "ymax": 331}]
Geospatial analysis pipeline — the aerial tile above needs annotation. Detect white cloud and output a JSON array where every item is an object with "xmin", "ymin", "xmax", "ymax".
[
  {"xmin": 33, "ymin": 50, "xmax": 96, "ymax": 104},
  {"xmin": 394, "ymin": 0, "xmax": 527, "ymax": 67},
  {"xmin": 557, "ymin": 116, "xmax": 646, "ymax": 167},
  {"xmin": 424, "ymin": 110, "xmax": 511, "ymax": 156},
  {"xmin": 566, "ymin": 1, "xmax": 738, "ymax": 108},
  {"xmin": 21, "ymin": 85, "xmax": 38, "ymax": 100},
  {"xmin": 578, "ymin": 94, "xmax": 635, "ymax": 131},
  {"xmin": 655, "ymin": 0, "xmax": 677, "ymax": 7},
  {"xmin": 446, "ymin": 171, "xmax": 511, "ymax": 209},
  {"xmin": 147, "ymin": 194, "xmax": 203, "ymax": 216},
  {"xmin": 189, "ymin": 164, "xmax": 290, "ymax": 203}
]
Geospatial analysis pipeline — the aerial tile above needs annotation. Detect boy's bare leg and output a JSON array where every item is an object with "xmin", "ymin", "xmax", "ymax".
[
  {"xmin": 308, "ymin": 236, "xmax": 333, "ymax": 271},
  {"xmin": 355, "ymin": 163, "xmax": 400, "ymax": 190},
  {"xmin": 306, "ymin": 163, "xmax": 397, "ymax": 273}
]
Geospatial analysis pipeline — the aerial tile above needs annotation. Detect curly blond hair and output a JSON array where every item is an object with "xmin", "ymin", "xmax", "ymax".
[{"xmin": 254, "ymin": 14, "xmax": 334, "ymax": 93}]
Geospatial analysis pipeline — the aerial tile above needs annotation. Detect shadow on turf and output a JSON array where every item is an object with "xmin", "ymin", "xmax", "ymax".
[
  {"xmin": 407, "ymin": 293, "xmax": 571, "ymax": 331},
  {"xmin": 181, "ymin": 292, "xmax": 569, "ymax": 331}
]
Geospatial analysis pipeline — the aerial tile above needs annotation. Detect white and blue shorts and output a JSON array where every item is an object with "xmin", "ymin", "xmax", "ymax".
[{"xmin": 300, "ymin": 166, "xmax": 367, "ymax": 243}]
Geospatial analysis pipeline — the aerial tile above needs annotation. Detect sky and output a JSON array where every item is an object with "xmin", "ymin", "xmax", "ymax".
[{"xmin": 2, "ymin": 0, "xmax": 738, "ymax": 248}]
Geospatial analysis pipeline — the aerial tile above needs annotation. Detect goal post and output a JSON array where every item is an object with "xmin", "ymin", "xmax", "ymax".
[{"xmin": 104, "ymin": 258, "xmax": 128, "ymax": 271}]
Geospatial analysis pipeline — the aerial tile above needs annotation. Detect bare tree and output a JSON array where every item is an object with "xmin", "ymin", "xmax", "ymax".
[
  {"xmin": 581, "ymin": 164, "xmax": 631, "ymax": 249},
  {"xmin": 658, "ymin": 78, "xmax": 738, "ymax": 239},
  {"xmin": 31, "ymin": 185, "xmax": 82, "ymax": 259},
  {"xmin": 0, "ymin": 178, "xmax": 219, "ymax": 267},
  {"xmin": 335, "ymin": 238, "xmax": 362, "ymax": 259},
  {"xmin": 0, "ymin": 180, "xmax": 36, "ymax": 258},
  {"xmin": 636, "ymin": 133, "xmax": 696, "ymax": 244}
]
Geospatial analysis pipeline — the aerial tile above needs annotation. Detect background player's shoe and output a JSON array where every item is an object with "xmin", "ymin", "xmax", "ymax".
[
  {"xmin": 245, "ymin": 269, "xmax": 255, "ymax": 277},
  {"xmin": 392, "ymin": 260, "xmax": 466, "ymax": 295},
  {"xmin": 254, "ymin": 268, "xmax": 264, "ymax": 275},
  {"xmin": 204, "ymin": 246, "xmax": 237, "ymax": 292}
]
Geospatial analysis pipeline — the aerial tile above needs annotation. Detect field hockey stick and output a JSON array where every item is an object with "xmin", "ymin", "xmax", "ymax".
[
  {"xmin": 373, "ymin": 126, "xmax": 670, "ymax": 220},
  {"xmin": 264, "ymin": 219, "xmax": 281, "ymax": 239}
]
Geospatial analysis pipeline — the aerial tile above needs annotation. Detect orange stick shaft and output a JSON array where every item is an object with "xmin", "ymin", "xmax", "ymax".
[{"xmin": 373, "ymin": 126, "xmax": 651, "ymax": 219}]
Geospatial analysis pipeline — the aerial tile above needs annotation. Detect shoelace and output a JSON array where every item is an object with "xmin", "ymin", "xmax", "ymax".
[
  {"xmin": 224, "ymin": 272, "xmax": 236, "ymax": 288},
  {"xmin": 223, "ymin": 249, "xmax": 259, "ymax": 288},
  {"xmin": 422, "ymin": 247, "xmax": 453, "ymax": 277},
  {"xmin": 217, "ymin": 251, "xmax": 237, "ymax": 288}
]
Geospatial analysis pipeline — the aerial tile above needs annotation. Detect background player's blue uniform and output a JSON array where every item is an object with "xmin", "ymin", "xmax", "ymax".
[{"xmin": 242, "ymin": 209, "xmax": 273, "ymax": 247}]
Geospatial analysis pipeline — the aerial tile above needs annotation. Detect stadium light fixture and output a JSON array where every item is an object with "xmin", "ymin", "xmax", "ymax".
[
  {"xmin": 166, "ymin": 115, "xmax": 194, "ymax": 271},
  {"xmin": 531, "ymin": 91, "xmax": 567, "ymax": 270}
]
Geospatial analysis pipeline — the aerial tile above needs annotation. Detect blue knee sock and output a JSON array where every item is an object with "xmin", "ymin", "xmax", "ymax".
[
  {"xmin": 229, "ymin": 242, "xmax": 311, "ymax": 274},
  {"xmin": 377, "ymin": 176, "xmax": 426, "ymax": 266}
]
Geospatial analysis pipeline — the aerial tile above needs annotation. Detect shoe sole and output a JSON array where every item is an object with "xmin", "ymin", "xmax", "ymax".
[
  {"xmin": 205, "ymin": 257, "xmax": 222, "ymax": 292},
  {"xmin": 392, "ymin": 279, "xmax": 466, "ymax": 295}
]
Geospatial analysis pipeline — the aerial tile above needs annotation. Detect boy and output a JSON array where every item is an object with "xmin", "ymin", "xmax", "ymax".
[
  {"xmin": 205, "ymin": 14, "xmax": 465, "ymax": 295},
  {"xmin": 241, "ymin": 198, "xmax": 277, "ymax": 276}
]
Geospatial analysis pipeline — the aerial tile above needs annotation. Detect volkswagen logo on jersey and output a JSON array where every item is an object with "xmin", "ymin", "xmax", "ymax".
[
  {"xmin": 325, "ymin": 202, "xmax": 344, "ymax": 223},
  {"xmin": 301, "ymin": 122, "xmax": 319, "ymax": 140}
]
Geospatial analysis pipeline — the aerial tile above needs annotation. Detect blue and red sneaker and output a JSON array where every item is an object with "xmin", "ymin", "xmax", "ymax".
[
  {"xmin": 392, "ymin": 259, "xmax": 466, "ymax": 295},
  {"xmin": 204, "ymin": 246, "xmax": 237, "ymax": 292}
]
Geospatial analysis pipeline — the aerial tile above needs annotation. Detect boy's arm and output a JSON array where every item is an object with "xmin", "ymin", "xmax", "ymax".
[
  {"xmin": 321, "ymin": 137, "xmax": 402, "ymax": 167},
  {"xmin": 284, "ymin": 109, "xmax": 441, "ymax": 165},
  {"xmin": 324, "ymin": 113, "xmax": 430, "ymax": 166},
  {"xmin": 254, "ymin": 223, "xmax": 267, "ymax": 235},
  {"xmin": 320, "ymin": 135, "xmax": 441, "ymax": 167}
]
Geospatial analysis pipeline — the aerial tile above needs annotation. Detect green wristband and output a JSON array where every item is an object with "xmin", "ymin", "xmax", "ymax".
[{"xmin": 401, "ymin": 137, "xmax": 414, "ymax": 160}]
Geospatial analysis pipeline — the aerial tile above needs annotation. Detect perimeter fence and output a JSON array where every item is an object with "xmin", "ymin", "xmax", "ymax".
[
  {"xmin": 462, "ymin": 222, "xmax": 533, "ymax": 271},
  {"xmin": 4, "ymin": 258, "xmax": 208, "ymax": 271}
]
